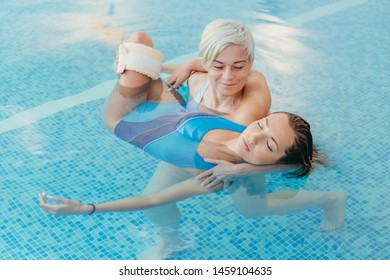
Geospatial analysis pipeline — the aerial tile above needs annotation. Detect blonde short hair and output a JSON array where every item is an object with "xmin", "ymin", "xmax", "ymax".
[{"xmin": 198, "ymin": 19, "xmax": 255, "ymax": 68}]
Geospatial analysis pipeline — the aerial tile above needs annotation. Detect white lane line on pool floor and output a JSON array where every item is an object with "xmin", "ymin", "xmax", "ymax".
[
  {"xmin": 0, "ymin": 79, "xmax": 116, "ymax": 134},
  {"xmin": 287, "ymin": 0, "xmax": 368, "ymax": 26},
  {"xmin": 0, "ymin": 0, "xmax": 368, "ymax": 135}
]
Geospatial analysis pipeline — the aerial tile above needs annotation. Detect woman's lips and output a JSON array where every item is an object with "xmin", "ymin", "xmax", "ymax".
[{"xmin": 220, "ymin": 82, "xmax": 237, "ymax": 89}]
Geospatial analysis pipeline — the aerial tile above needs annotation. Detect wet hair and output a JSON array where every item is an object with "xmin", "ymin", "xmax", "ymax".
[
  {"xmin": 275, "ymin": 112, "xmax": 321, "ymax": 177},
  {"xmin": 198, "ymin": 19, "xmax": 255, "ymax": 68}
]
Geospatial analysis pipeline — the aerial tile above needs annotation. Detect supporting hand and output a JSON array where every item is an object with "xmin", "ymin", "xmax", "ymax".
[{"xmin": 196, "ymin": 158, "xmax": 236, "ymax": 189}]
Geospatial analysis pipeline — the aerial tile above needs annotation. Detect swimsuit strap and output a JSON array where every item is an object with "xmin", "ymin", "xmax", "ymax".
[{"xmin": 193, "ymin": 80, "xmax": 210, "ymax": 104}]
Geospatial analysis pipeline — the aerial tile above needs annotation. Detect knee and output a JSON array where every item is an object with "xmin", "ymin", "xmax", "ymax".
[{"xmin": 127, "ymin": 31, "xmax": 153, "ymax": 47}]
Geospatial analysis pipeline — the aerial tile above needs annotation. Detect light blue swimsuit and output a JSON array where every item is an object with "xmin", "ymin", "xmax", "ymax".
[
  {"xmin": 185, "ymin": 80, "xmax": 210, "ymax": 112},
  {"xmin": 114, "ymin": 96, "xmax": 245, "ymax": 170}
]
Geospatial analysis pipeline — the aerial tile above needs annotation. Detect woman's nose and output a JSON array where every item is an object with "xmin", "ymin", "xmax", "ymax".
[
  {"xmin": 222, "ymin": 68, "xmax": 234, "ymax": 80},
  {"xmin": 249, "ymin": 132, "xmax": 266, "ymax": 144}
]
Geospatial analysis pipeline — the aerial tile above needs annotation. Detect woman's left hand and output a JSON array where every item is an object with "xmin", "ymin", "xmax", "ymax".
[
  {"xmin": 196, "ymin": 158, "xmax": 237, "ymax": 189},
  {"xmin": 39, "ymin": 192, "xmax": 91, "ymax": 216},
  {"xmin": 166, "ymin": 64, "xmax": 193, "ymax": 89}
]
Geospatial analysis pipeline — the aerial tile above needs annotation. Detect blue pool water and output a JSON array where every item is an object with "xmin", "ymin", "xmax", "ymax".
[{"xmin": 0, "ymin": 0, "xmax": 389, "ymax": 260}]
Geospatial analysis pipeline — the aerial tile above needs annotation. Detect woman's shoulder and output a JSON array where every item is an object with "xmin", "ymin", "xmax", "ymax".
[
  {"xmin": 235, "ymin": 69, "xmax": 271, "ymax": 121},
  {"xmin": 243, "ymin": 70, "xmax": 270, "ymax": 98},
  {"xmin": 248, "ymin": 69, "xmax": 267, "ymax": 83}
]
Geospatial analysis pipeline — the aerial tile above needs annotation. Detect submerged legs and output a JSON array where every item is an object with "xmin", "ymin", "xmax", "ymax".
[
  {"xmin": 139, "ymin": 162, "xmax": 193, "ymax": 260},
  {"xmin": 230, "ymin": 179, "xmax": 346, "ymax": 232}
]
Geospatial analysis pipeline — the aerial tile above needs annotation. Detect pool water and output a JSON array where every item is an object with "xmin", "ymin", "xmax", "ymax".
[{"xmin": 0, "ymin": 0, "xmax": 389, "ymax": 260}]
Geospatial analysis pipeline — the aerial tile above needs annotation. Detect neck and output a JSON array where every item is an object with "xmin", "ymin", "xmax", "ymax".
[
  {"xmin": 206, "ymin": 89, "xmax": 243, "ymax": 113},
  {"xmin": 223, "ymin": 138, "xmax": 242, "ymax": 161},
  {"xmin": 199, "ymin": 137, "xmax": 243, "ymax": 164}
]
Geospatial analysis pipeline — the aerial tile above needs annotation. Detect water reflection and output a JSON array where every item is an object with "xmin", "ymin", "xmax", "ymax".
[
  {"xmin": 248, "ymin": 6, "xmax": 315, "ymax": 113},
  {"xmin": 251, "ymin": 13, "xmax": 311, "ymax": 75}
]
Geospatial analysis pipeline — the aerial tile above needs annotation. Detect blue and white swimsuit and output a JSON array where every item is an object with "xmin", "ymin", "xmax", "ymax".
[{"xmin": 114, "ymin": 98, "xmax": 245, "ymax": 170}]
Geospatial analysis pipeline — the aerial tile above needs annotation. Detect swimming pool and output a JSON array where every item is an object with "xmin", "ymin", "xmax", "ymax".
[{"xmin": 1, "ymin": 0, "xmax": 389, "ymax": 260}]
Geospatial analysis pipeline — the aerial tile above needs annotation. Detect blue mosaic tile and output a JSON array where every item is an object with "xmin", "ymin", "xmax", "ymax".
[{"xmin": 1, "ymin": 0, "xmax": 389, "ymax": 260}]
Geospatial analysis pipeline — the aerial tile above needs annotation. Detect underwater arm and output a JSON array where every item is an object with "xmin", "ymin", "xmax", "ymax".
[{"xmin": 39, "ymin": 177, "xmax": 219, "ymax": 216}]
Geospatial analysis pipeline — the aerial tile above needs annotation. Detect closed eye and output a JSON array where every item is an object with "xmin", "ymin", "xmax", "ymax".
[
  {"xmin": 257, "ymin": 122, "xmax": 272, "ymax": 151},
  {"xmin": 212, "ymin": 62, "xmax": 224, "ymax": 70},
  {"xmin": 258, "ymin": 119, "xmax": 276, "ymax": 152}
]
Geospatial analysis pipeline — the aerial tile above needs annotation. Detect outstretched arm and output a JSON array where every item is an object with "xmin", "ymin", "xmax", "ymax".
[{"xmin": 39, "ymin": 177, "xmax": 220, "ymax": 216}]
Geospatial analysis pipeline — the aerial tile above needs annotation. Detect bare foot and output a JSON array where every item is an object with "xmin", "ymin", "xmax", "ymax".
[
  {"xmin": 320, "ymin": 190, "xmax": 346, "ymax": 232},
  {"xmin": 137, "ymin": 238, "xmax": 188, "ymax": 260},
  {"xmin": 91, "ymin": 21, "xmax": 125, "ymax": 55}
]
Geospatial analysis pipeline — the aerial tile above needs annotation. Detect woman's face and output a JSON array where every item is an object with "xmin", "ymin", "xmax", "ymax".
[
  {"xmin": 235, "ymin": 113, "xmax": 296, "ymax": 165},
  {"xmin": 207, "ymin": 44, "xmax": 252, "ymax": 97}
]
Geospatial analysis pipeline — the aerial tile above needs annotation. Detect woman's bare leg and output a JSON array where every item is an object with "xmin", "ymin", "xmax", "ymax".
[
  {"xmin": 139, "ymin": 162, "xmax": 193, "ymax": 260},
  {"xmin": 230, "ymin": 178, "xmax": 346, "ymax": 231},
  {"xmin": 102, "ymin": 31, "xmax": 155, "ymax": 132}
]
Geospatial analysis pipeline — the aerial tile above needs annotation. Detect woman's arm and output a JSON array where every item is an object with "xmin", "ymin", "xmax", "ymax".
[
  {"xmin": 39, "ymin": 177, "xmax": 220, "ymax": 216},
  {"xmin": 163, "ymin": 59, "xmax": 207, "ymax": 88}
]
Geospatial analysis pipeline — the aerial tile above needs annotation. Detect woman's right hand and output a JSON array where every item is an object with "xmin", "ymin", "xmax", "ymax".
[
  {"xmin": 196, "ymin": 158, "xmax": 237, "ymax": 189},
  {"xmin": 39, "ymin": 192, "xmax": 92, "ymax": 216}
]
